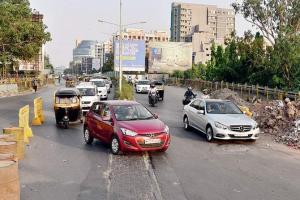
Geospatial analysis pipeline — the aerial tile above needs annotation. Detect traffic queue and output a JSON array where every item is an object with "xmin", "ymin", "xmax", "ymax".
[{"xmin": 54, "ymin": 74, "xmax": 260, "ymax": 155}]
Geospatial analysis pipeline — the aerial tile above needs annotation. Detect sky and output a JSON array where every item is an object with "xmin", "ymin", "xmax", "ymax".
[{"xmin": 29, "ymin": 0, "xmax": 254, "ymax": 68}]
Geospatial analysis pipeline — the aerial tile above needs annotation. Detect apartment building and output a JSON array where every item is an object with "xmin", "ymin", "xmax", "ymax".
[
  {"xmin": 18, "ymin": 10, "xmax": 45, "ymax": 72},
  {"xmin": 171, "ymin": 2, "xmax": 235, "ymax": 64}
]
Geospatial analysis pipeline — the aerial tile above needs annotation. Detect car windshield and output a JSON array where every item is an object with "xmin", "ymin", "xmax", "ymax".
[
  {"xmin": 138, "ymin": 81, "xmax": 149, "ymax": 85},
  {"xmin": 77, "ymin": 88, "xmax": 96, "ymax": 96},
  {"xmin": 55, "ymin": 96, "xmax": 77, "ymax": 104},
  {"xmin": 113, "ymin": 104, "xmax": 154, "ymax": 121},
  {"xmin": 91, "ymin": 81, "xmax": 106, "ymax": 87},
  {"xmin": 206, "ymin": 101, "xmax": 242, "ymax": 114}
]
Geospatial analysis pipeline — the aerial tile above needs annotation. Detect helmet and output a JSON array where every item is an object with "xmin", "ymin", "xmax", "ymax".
[
  {"xmin": 150, "ymin": 83, "xmax": 155, "ymax": 88},
  {"xmin": 188, "ymin": 87, "xmax": 192, "ymax": 91}
]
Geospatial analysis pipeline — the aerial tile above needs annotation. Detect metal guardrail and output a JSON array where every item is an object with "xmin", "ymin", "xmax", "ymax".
[{"xmin": 167, "ymin": 78, "xmax": 300, "ymax": 101}]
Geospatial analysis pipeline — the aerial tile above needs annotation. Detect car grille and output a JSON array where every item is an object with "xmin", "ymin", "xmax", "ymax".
[
  {"xmin": 139, "ymin": 132, "xmax": 163, "ymax": 138},
  {"xmin": 82, "ymin": 101, "xmax": 91, "ymax": 104},
  {"xmin": 82, "ymin": 107, "xmax": 90, "ymax": 110},
  {"xmin": 138, "ymin": 142, "xmax": 164, "ymax": 148},
  {"xmin": 230, "ymin": 125, "xmax": 252, "ymax": 132},
  {"xmin": 229, "ymin": 134, "xmax": 253, "ymax": 138}
]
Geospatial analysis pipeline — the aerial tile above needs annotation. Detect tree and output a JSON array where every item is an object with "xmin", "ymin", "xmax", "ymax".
[
  {"xmin": 0, "ymin": 0, "xmax": 51, "ymax": 73},
  {"xmin": 44, "ymin": 55, "xmax": 54, "ymax": 73},
  {"xmin": 102, "ymin": 53, "xmax": 114, "ymax": 73},
  {"xmin": 232, "ymin": 0, "xmax": 300, "ymax": 45}
]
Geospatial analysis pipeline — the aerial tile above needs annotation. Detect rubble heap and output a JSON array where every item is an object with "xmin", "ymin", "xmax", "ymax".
[
  {"xmin": 209, "ymin": 88, "xmax": 300, "ymax": 148},
  {"xmin": 209, "ymin": 88, "xmax": 250, "ymax": 106},
  {"xmin": 252, "ymin": 98, "xmax": 300, "ymax": 148}
]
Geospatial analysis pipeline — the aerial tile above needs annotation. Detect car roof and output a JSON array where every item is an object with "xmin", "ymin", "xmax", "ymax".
[
  {"xmin": 76, "ymin": 84, "xmax": 96, "ymax": 89},
  {"xmin": 90, "ymin": 79, "xmax": 105, "ymax": 82},
  {"xmin": 99, "ymin": 100, "xmax": 140, "ymax": 106},
  {"xmin": 196, "ymin": 98, "xmax": 231, "ymax": 103}
]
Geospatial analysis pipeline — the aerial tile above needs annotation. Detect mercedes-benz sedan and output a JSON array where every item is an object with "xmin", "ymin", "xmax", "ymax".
[{"xmin": 183, "ymin": 99, "xmax": 260, "ymax": 142}]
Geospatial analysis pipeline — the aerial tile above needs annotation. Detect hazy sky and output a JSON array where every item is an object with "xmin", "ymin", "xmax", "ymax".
[{"xmin": 29, "ymin": 0, "xmax": 253, "ymax": 68}]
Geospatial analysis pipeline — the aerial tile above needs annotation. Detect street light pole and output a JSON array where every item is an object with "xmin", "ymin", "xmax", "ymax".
[{"xmin": 118, "ymin": 0, "xmax": 122, "ymax": 93}]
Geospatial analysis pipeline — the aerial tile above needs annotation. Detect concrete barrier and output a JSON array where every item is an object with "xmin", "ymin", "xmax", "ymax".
[
  {"xmin": 32, "ymin": 97, "xmax": 44, "ymax": 126},
  {"xmin": 19, "ymin": 105, "xmax": 33, "ymax": 143}
]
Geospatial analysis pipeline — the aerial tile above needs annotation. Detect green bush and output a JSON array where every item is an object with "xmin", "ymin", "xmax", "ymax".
[{"xmin": 114, "ymin": 78, "xmax": 134, "ymax": 100}]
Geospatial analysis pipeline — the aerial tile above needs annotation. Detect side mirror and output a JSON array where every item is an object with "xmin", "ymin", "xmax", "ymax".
[
  {"xmin": 197, "ymin": 110, "xmax": 205, "ymax": 115},
  {"xmin": 153, "ymin": 113, "xmax": 159, "ymax": 119}
]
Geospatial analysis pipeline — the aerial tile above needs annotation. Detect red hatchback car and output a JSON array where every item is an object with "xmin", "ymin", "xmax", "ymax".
[{"xmin": 83, "ymin": 100, "xmax": 171, "ymax": 154}]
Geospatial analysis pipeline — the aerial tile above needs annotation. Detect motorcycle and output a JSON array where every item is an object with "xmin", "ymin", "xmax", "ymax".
[
  {"xmin": 149, "ymin": 91, "xmax": 158, "ymax": 107},
  {"xmin": 182, "ymin": 94, "xmax": 197, "ymax": 105}
]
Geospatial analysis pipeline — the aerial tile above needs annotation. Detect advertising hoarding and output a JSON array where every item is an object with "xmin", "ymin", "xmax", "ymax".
[
  {"xmin": 114, "ymin": 40, "xmax": 145, "ymax": 72},
  {"xmin": 92, "ymin": 58, "xmax": 100, "ymax": 70},
  {"xmin": 148, "ymin": 42, "xmax": 192, "ymax": 74}
]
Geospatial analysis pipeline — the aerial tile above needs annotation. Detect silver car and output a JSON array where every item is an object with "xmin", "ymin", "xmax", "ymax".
[{"xmin": 183, "ymin": 99, "xmax": 260, "ymax": 142}]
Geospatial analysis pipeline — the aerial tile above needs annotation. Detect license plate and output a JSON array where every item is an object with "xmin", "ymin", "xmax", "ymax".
[{"xmin": 144, "ymin": 139, "xmax": 161, "ymax": 144}]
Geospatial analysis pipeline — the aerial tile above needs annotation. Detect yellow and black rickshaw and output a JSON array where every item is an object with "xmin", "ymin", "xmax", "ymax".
[{"xmin": 54, "ymin": 88, "xmax": 83, "ymax": 129}]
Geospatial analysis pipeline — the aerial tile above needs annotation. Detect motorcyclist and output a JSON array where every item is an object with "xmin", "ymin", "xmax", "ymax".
[
  {"xmin": 184, "ymin": 87, "xmax": 196, "ymax": 99},
  {"xmin": 148, "ymin": 83, "xmax": 157, "ymax": 96},
  {"xmin": 183, "ymin": 87, "xmax": 196, "ymax": 105}
]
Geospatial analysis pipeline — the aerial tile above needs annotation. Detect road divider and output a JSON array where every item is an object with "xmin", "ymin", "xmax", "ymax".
[
  {"xmin": 0, "ymin": 160, "xmax": 20, "ymax": 200},
  {"xmin": 3, "ymin": 128, "xmax": 25, "ymax": 160},
  {"xmin": 19, "ymin": 105, "xmax": 33, "ymax": 143},
  {"xmin": 32, "ymin": 97, "xmax": 44, "ymax": 126},
  {"xmin": 0, "ymin": 141, "xmax": 17, "ymax": 160}
]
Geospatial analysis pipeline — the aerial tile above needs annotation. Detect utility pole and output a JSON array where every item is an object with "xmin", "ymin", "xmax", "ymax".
[{"xmin": 118, "ymin": 0, "xmax": 122, "ymax": 93}]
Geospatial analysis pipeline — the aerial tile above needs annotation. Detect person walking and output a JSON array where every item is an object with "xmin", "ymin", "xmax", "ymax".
[{"xmin": 32, "ymin": 78, "xmax": 38, "ymax": 92}]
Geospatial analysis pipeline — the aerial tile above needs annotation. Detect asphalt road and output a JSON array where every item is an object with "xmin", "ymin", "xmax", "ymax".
[{"xmin": 0, "ymin": 83, "xmax": 300, "ymax": 200}]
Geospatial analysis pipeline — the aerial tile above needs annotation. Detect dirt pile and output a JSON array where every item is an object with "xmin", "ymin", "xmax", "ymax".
[
  {"xmin": 209, "ymin": 88, "xmax": 250, "ymax": 106},
  {"xmin": 209, "ymin": 88, "xmax": 300, "ymax": 148},
  {"xmin": 252, "ymin": 99, "xmax": 300, "ymax": 148}
]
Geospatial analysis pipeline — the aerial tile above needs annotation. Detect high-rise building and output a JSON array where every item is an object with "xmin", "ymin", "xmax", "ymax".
[
  {"xmin": 170, "ymin": 2, "xmax": 235, "ymax": 64},
  {"xmin": 18, "ymin": 10, "xmax": 45, "ymax": 72}
]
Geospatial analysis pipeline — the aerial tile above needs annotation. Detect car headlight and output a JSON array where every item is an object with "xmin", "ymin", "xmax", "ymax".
[
  {"xmin": 253, "ymin": 123, "xmax": 259, "ymax": 130},
  {"xmin": 164, "ymin": 125, "xmax": 169, "ymax": 134},
  {"xmin": 120, "ymin": 128, "xmax": 138, "ymax": 137},
  {"xmin": 215, "ymin": 122, "xmax": 228, "ymax": 130}
]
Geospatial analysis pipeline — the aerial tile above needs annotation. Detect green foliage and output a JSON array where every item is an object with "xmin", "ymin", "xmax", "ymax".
[
  {"xmin": 44, "ymin": 55, "xmax": 54, "ymax": 73},
  {"xmin": 102, "ymin": 53, "xmax": 114, "ymax": 73},
  {"xmin": 115, "ymin": 78, "xmax": 134, "ymax": 100},
  {"xmin": 0, "ymin": 0, "xmax": 51, "ymax": 68}
]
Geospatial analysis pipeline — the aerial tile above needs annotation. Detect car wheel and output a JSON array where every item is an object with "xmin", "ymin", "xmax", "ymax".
[
  {"xmin": 206, "ymin": 126, "xmax": 214, "ymax": 142},
  {"xmin": 183, "ymin": 116, "xmax": 190, "ymax": 130},
  {"xmin": 83, "ymin": 128, "xmax": 94, "ymax": 145},
  {"xmin": 111, "ymin": 135, "xmax": 120, "ymax": 155}
]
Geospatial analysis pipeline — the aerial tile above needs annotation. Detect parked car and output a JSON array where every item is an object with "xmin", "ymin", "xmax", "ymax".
[
  {"xmin": 84, "ymin": 100, "xmax": 171, "ymax": 154},
  {"xmin": 183, "ymin": 99, "xmax": 260, "ymax": 142},
  {"xmin": 76, "ymin": 83, "xmax": 99, "ymax": 114},
  {"xmin": 89, "ymin": 79, "xmax": 108, "ymax": 100},
  {"xmin": 135, "ymin": 80, "xmax": 150, "ymax": 93}
]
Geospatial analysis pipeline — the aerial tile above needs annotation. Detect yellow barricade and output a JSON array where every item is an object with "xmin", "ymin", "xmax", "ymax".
[
  {"xmin": 32, "ymin": 97, "xmax": 44, "ymax": 126},
  {"xmin": 19, "ymin": 105, "xmax": 33, "ymax": 143}
]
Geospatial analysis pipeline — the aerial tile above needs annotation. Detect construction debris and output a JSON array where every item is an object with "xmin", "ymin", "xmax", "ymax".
[{"xmin": 209, "ymin": 89, "xmax": 300, "ymax": 149}]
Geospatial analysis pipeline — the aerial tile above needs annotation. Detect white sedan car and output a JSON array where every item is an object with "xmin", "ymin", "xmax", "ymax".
[
  {"xmin": 183, "ymin": 99, "xmax": 260, "ymax": 142},
  {"xmin": 89, "ymin": 79, "xmax": 108, "ymax": 100},
  {"xmin": 76, "ymin": 84, "xmax": 99, "ymax": 114},
  {"xmin": 135, "ymin": 80, "xmax": 150, "ymax": 93}
]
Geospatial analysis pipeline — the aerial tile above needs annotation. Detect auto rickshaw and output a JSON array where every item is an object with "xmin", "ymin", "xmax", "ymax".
[
  {"xmin": 152, "ymin": 80, "xmax": 165, "ymax": 101},
  {"xmin": 54, "ymin": 88, "xmax": 83, "ymax": 129}
]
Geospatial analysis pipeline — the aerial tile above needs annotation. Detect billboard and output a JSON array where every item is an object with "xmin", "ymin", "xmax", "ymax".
[
  {"xmin": 114, "ymin": 40, "xmax": 145, "ymax": 72},
  {"xmin": 148, "ymin": 42, "xmax": 192, "ymax": 74}
]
